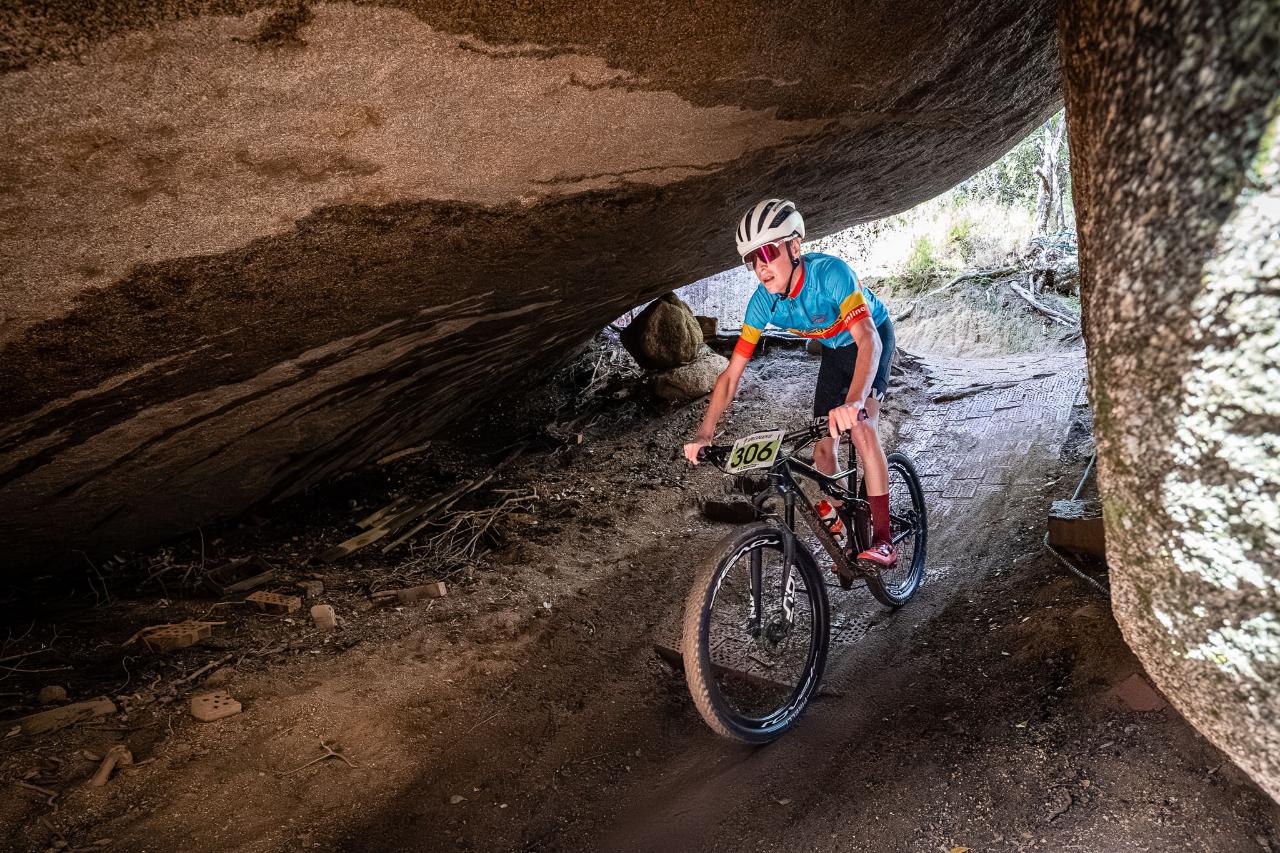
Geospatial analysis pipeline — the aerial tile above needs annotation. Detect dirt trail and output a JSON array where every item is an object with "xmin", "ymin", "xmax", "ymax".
[{"xmin": 4, "ymin": 345, "xmax": 1278, "ymax": 852}]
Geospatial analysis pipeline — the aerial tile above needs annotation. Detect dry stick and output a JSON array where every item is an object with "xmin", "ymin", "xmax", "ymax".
[
  {"xmin": 381, "ymin": 443, "xmax": 529, "ymax": 554},
  {"xmin": 893, "ymin": 266, "xmax": 1018, "ymax": 322},
  {"xmin": 1008, "ymin": 281, "xmax": 1078, "ymax": 327},
  {"xmin": 0, "ymin": 648, "xmax": 54, "ymax": 665},
  {"xmin": 14, "ymin": 779, "xmax": 58, "ymax": 804},
  {"xmin": 171, "ymin": 654, "xmax": 235, "ymax": 688},
  {"xmin": 380, "ymin": 475, "xmax": 489, "ymax": 554},
  {"xmin": 276, "ymin": 740, "xmax": 358, "ymax": 776}
]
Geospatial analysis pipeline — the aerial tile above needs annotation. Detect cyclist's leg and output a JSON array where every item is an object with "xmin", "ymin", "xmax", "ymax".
[
  {"xmin": 848, "ymin": 321, "xmax": 896, "ymax": 552},
  {"xmin": 812, "ymin": 343, "xmax": 855, "ymax": 479}
]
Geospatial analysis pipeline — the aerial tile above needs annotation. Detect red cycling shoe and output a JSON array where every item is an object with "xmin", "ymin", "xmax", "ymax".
[{"xmin": 857, "ymin": 540, "xmax": 898, "ymax": 568}]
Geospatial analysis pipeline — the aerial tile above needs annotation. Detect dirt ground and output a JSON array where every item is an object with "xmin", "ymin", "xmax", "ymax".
[{"xmin": 2, "ymin": 320, "xmax": 1278, "ymax": 852}]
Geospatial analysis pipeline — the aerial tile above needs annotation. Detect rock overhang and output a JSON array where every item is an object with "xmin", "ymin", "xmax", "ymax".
[{"xmin": 0, "ymin": 0, "xmax": 1061, "ymax": 567}]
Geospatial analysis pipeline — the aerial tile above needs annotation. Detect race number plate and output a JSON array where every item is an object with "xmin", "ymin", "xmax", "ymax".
[{"xmin": 725, "ymin": 430, "xmax": 784, "ymax": 474}]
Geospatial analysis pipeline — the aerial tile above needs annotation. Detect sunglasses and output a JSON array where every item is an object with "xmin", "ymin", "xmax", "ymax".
[{"xmin": 743, "ymin": 239, "xmax": 787, "ymax": 269}]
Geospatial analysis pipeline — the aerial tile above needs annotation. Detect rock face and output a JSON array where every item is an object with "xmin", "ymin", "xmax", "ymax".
[
  {"xmin": 0, "ymin": 0, "xmax": 1062, "ymax": 567},
  {"xmin": 1, "ymin": 0, "xmax": 1278, "ymax": 809},
  {"xmin": 652, "ymin": 349, "xmax": 729, "ymax": 404},
  {"xmin": 1060, "ymin": 0, "xmax": 1280, "ymax": 800},
  {"xmin": 620, "ymin": 293, "xmax": 704, "ymax": 371}
]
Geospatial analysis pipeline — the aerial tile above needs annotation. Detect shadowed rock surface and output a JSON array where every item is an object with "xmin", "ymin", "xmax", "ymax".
[
  {"xmin": 1061, "ymin": 0, "xmax": 1280, "ymax": 801},
  {"xmin": 0, "ymin": 0, "xmax": 1060, "ymax": 565},
  {"xmin": 4, "ymin": 0, "xmax": 1280, "ymax": 811}
]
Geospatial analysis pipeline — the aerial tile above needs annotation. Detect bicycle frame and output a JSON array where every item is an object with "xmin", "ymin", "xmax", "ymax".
[
  {"xmin": 760, "ymin": 431, "xmax": 873, "ymax": 585},
  {"xmin": 709, "ymin": 419, "xmax": 916, "ymax": 631}
]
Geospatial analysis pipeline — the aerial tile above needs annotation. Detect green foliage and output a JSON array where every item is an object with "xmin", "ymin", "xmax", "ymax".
[
  {"xmin": 947, "ymin": 215, "xmax": 977, "ymax": 263},
  {"xmin": 896, "ymin": 235, "xmax": 942, "ymax": 292},
  {"xmin": 1247, "ymin": 97, "xmax": 1279, "ymax": 190},
  {"xmin": 952, "ymin": 110, "xmax": 1072, "ymax": 215}
]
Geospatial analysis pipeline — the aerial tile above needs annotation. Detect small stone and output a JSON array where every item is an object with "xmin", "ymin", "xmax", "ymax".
[
  {"xmin": 310, "ymin": 604, "xmax": 337, "ymax": 631},
  {"xmin": 449, "ymin": 794, "xmax": 465, "ymax": 805},
  {"xmin": 298, "ymin": 580, "xmax": 325, "ymax": 599},
  {"xmin": 38, "ymin": 686, "xmax": 68, "ymax": 705}
]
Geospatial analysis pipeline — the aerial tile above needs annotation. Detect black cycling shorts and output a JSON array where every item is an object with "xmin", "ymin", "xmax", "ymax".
[{"xmin": 812, "ymin": 319, "xmax": 896, "ymax": 417}]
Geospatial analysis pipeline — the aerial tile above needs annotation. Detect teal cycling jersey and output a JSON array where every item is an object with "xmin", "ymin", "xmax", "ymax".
[{"xmin": 734, "ymin": 253, "xmax": 889, "ymax": 359}]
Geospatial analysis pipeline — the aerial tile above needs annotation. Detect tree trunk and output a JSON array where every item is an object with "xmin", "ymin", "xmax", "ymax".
[{"xmin": 1034, "ymin": 117, "xmax": 1067, "ymax": 235}]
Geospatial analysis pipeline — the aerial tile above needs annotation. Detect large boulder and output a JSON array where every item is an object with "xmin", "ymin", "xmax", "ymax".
[
  {"xmin": 652, "ymin": 349, "xmax": 728, "ymax": 404},
  {"xmin": 0, "ymin": 0, "xmax": 1063, "ymax": 568},
  {"xmin": 620, "ymin": 293, "xmax": 704, "ymax": 370},
  {"xmin": 1061, "ymin": 0, "xmax": 1280, "ymax": 801}
]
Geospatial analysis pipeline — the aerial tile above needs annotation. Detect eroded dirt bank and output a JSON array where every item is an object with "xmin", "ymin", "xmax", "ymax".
[{"xmin": 1, "ymin": 338, "xmax": 1277, "ymax": 852}]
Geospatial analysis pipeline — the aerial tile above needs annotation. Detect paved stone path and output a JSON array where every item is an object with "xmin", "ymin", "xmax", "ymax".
[{"xmin": 661, "ymin": 348, "xmax": 1087, "ymax": 661}]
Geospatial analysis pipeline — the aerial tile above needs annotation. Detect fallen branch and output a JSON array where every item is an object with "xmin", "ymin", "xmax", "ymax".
[
  {"xmin": 276, "ymin": 740, "xmax": 358, "ymax": 776},
  {"xmin": 14, "ymin": 779, "xmax": 59, "ymax": 805},
  {"xmin": 379, "ymin": 473, "xmax": 496, "ymax": 554},
  {"xmin": 87, "ymin": 744, "xmax": 132, "ymax": 787},
  {"xmin": 0, "ymin": 648, "xmax": 55, "ymax": 665},
  {"xmin": 894, "ymin": 266, "xmax": 1018, "ymax": 322},
  {"xmin": 1008, "ymin": 281, "xmax": 1078, "ymax": 327},
  {"xmin": 172, "ymin": 654, "xmax": 235, "ymax": 688},
  {"xmin": 932, "ymin": 371, "xmax": 1056, "ymax": 403}
]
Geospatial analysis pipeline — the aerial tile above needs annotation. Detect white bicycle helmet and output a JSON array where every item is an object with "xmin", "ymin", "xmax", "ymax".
[{"xmin": 735, "ymin": 198, "xmax": 805, "ymax": 260}]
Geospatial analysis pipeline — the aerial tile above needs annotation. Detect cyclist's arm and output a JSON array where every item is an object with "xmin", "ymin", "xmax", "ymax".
[
  {"xmin": 695, "ymin": 352, "xmax": 750, "ymax": 442},
  {"xmin": 844, "ymin": 315, "xmax": 882, "ymax": 407}
]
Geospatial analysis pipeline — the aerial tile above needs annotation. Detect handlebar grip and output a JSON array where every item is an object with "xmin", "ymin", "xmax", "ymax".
[{"xmin": 696, "ymin": 445, "xmax": 710, "ymax": 463}]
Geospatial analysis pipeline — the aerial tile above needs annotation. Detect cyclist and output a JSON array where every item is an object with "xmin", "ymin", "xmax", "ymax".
[{"xmin": 683, "ymin": 198, "xmax": 899, "ymax": 568}]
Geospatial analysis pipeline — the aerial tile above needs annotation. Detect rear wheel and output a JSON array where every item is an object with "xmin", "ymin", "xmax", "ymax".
[
  {"xmin": 865, "ymin": 452, "xmax": 927, "ymax": 607},
  {"xmin": 682, "ymin": 523, "xmax": 829, "ymax": 743}
]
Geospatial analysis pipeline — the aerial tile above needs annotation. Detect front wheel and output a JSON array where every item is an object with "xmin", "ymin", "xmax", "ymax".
[
  {"xmin": 681, "ymin": 523, "xmax": 830, "ymax": 743},
  {"xmin": 865, "ymin": 452, "xmax": 928, "ymax": 607}
]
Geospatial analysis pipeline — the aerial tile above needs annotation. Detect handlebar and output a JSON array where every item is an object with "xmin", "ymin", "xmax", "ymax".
[{"xmin": 696, "ymin": 416, "xmax": 841, "ymax": 465}]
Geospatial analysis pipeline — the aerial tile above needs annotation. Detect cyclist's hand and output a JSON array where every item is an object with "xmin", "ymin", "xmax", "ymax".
[
  {"xmin": 827, "ymin": 402, "xmax": 866, "ymax": 438},
  {"xmin": 684, "ymin": 438, "xmax": 710, "ymax": 465}
]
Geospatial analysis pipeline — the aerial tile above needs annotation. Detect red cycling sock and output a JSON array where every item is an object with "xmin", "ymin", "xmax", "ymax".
[{"xmin": 869, "ymin": 493, "xmax": 890, "ymax": 544}]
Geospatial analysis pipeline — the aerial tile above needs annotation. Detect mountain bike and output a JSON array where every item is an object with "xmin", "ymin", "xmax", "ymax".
[{"xmin": 683, "ymin": 417, "xmax": 927, "ymax": 743}]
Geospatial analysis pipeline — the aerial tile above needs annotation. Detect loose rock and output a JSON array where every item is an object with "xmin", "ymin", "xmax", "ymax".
[
  {"xmin": 652, "ymin": 349, "xmax": 728, "ymax": 404},
  {"xmin": 620, "ymin": 292, "xmax": 703, "ymax": 370},
  {"xmin": 310, "ymin": 604, "xmax": 337, "ymax": 631}
]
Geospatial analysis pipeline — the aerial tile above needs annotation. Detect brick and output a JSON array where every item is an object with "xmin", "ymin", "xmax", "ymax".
[
  {"xmin": 246, "ymin": 591, "xmax": 302, "ymax": 614},
  {"xmin": 141, "ymin": 620, "xmax": 213, "ymax": 652},
  {"xmin": 396, "ymin": 582, "xmax": 448, "ymax": 604},
  {"xmin": 310, "ymin": 604, "xmax": 337, "ymax": 631},
  {"xmin": 191, "ymin": 691, "xmax": 241, "ymax": 722},
  {"xmin": 1048, "ymin": 499, "xmax": 1106, "ymax": 558}
]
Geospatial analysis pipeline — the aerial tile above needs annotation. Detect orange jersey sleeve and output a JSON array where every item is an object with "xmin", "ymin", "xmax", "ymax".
[{"xmin": 734, "ymin": 324, "xmax": 763, "ymax": 359}]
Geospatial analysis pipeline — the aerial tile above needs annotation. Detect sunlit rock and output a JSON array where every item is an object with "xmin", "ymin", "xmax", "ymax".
[{"xmin": 1061, "ymin": 0, "xmax": 1280, "ymax": 801}]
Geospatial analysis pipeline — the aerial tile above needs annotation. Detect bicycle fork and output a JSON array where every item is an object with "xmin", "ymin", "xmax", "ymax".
[{"xmin": 748, "ymin": 492, "xmax": 800, "ymax": 635}]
